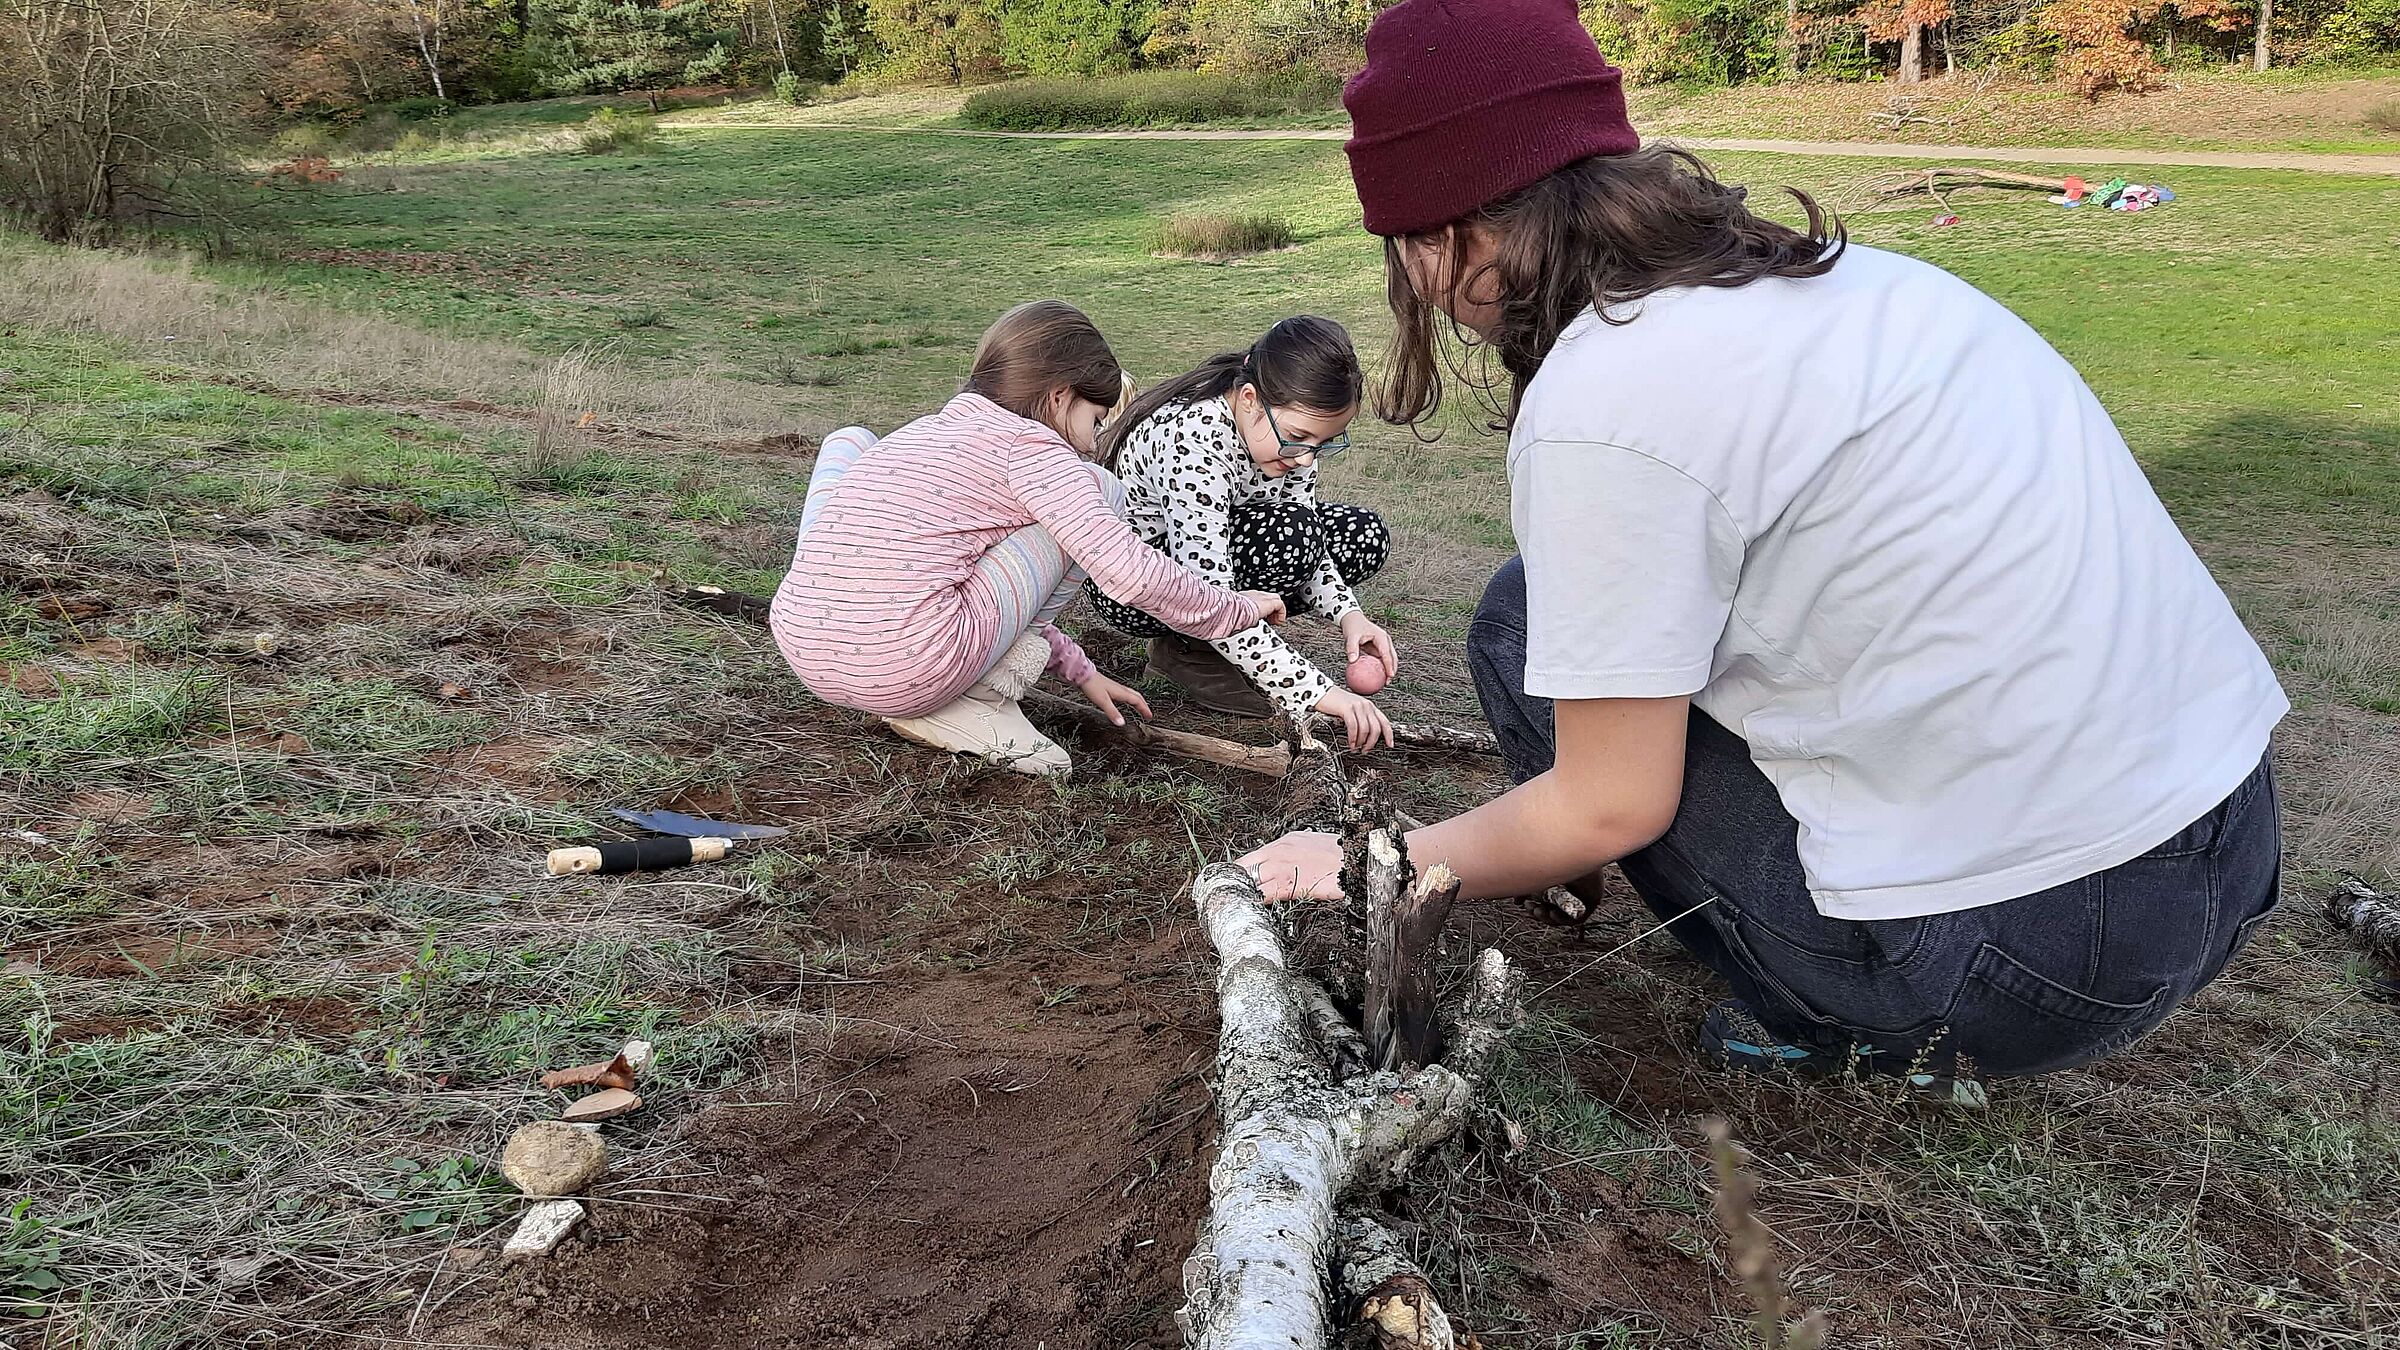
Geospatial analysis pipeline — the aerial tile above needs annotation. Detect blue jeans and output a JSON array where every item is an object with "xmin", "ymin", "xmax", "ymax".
[{"xmin": 1468, "ymin": 558, "xmax": 2281, "ymax": 1078}]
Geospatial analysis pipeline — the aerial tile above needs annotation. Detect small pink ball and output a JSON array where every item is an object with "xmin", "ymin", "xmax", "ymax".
[{"xmin": 1346, "ymin": 655, "xmax": 1388, "ymax": 696}]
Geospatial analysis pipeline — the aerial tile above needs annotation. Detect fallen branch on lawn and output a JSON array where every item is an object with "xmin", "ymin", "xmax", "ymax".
[
  {"xmin": 2324, "ymin": 874, "xmax": 2400, "ymax": 991},
  {"xmin": 654, "ymin": 576, "xmax": 1500, "ymax": 766},
  {"xmin": 1023, "ymin": 689, "xmax": 1294, "ymax": 776},
  {"xmin": 1179, "ymin": 860, "xmax": 1522, "ymax": 1348}
]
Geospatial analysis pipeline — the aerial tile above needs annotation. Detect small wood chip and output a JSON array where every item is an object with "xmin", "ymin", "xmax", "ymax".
[
  {"xmin": 560, "ymin": 1088, "xmax": 642, "ymax": 1122},
  {"xmin": 539, "ymin": 1052, "xmax": 634, "ymax": 1092},
  {"xmin": 502, "ymin": 1199, "xmax": 585, "ymax": 1260},
  {"xmin": 619, "ymin": 1039, "xmax": 654, "ymax": 1076}
]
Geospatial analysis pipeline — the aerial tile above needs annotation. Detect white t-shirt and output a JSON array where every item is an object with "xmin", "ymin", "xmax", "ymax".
[{"xmin": 1512, "ymin": 244, "xmax": 2286, "ymax": 920}]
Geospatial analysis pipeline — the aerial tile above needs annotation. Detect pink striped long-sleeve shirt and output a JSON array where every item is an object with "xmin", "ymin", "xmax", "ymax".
[{"xmin": 771, "ymin": 393, "xmax": 1256, "ymax": 718}]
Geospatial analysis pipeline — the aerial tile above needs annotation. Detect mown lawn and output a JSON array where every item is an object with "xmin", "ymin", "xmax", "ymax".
[{"xmin": 4, "ymin": 111, "xmax": 2396, "ymax": 1346}]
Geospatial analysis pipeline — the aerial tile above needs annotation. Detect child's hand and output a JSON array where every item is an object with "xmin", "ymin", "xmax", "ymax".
[
  {"xmin": 1240, "ymin": 591, "xmax": 1289, "ymax": 626},
  {"xmin": 1314, "ymin": 688, "xmax": 1395, "ymax": 752},
  {"xmin": 1338, "ymin": 611, "xmax": 1400, "ymax": 682},
  {"xmin": 1076, "ymin": 671, "xmax": 1152, "ymax": 727}
]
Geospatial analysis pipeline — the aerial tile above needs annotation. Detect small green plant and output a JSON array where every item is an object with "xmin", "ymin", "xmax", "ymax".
[
  {"xmin": 615, "ymin": 305, "xmax": 668, "ymax": 329},
  {"xmin": 2, "ymin": 1199, "xmax": 66, "ymax": 1315},
  {"xmin": 283, "ymin": 677, "xmax": 486, "ymax": 758},
  {"xmin": 392, "ymin": 127, "xmax": 443, "ymax": 156},
  {"xmin": 365, "ymin": 1156, "xmax": 509, "ymax": 1234},
  {"xmin": 574, "ymin": 108, "xmax": 655, "ymax": 155},
  {"xmin": 0, "ymin": 669, "xmax": 217, "ymax": 775},
  {"xmin": 1150, "ymin": 212, "xmax": 1298, "ymax": 260}
]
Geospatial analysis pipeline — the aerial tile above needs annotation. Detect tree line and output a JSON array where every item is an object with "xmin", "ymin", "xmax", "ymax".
[
  {"xmin": 108, "ymin": 0, "xmax": 2400, "ymax": 117},
  {"xmin": 3, "ymin": 0, "xmax": 2394, "ymax": 243}
]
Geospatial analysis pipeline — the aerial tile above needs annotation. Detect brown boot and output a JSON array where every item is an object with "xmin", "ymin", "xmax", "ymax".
[{"xmin": 1146, "ymin": 635, "xmax": 1275, "ymax": 719}]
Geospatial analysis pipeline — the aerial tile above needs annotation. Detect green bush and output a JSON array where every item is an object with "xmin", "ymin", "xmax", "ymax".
[
  {"xmin": 960, "ymin": 69, "xmax": 1342, "ymax": 130},
  {"xmin": 270, "ymin": 123, "xmax": 337, "ymax": 159},
  {"xmin": 1150, "ymin": 211, "xmax": 1298, "ymax": 259},
  {"xmin": 773, "ymin": 70, "xmax": 819, "ymax": 105},
  {"xmin": 573, "ymin": 108, "xmax": 656, "ymax": 155},
  {"xmin": 384, "ymin": 96, "xmax": 453, "ymax": 122}
]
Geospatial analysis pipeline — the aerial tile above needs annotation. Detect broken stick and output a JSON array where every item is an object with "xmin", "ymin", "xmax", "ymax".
[{"xmin": 1022, "ymin": 689, "xmax": 1294, "ymax": 776}]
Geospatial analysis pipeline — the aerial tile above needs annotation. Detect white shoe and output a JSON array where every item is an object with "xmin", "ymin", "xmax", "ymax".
[{"xmin": 886, "ymin": 687, "xmax": 1071, "ymax": 776}]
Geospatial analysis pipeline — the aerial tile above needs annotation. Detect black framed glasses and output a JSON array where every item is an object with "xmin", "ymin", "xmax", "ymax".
[{"xmin": 1260, "ymin": 401, "xmax": 1351, "ymax": 464}]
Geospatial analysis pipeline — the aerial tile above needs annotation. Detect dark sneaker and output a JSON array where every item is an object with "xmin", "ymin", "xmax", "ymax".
[
  {"xmin": 1145, "ymin": 635, "xmax": 1275, "ymax": 719},
  {"xmin": 1698, "ymin": 1002, "xmax": 1987, "ymax": 1107}
]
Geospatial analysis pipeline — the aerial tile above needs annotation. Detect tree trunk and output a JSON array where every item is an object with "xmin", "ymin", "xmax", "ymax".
[
  {"xmin": 1899, "ymin": 21, "xmax": 1923, "ymax": 83},
  {"xmin": 1780, "ymin": 0, "xmax": 1798, "ymax": 80},
  {"xmin": 2252, "ymin": 0, "xmax": 2272, "ymax": 70},
  {"xmin": 763, "ymin": 0, "xmax": 792, "ymax": 75},
  {"xmin": 405, "ymin": 0, "xmax": 445, "ymax": 101}
]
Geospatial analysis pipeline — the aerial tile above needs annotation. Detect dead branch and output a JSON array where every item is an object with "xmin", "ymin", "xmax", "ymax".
[
  {"xmin": 1022, "ymin": 689, "xmax": 1294, "ymax": 776},
  {"xmin": 2324, "ymin": 874, "xmax": 2400, "ymax": 969},
  {"xmin": 1335, "ymin": 1210, "xmax": 1462, "ymax": 1350},
  {"xmin": 1179, "ymin": 861, "xmax": 1520, "ymax": 1348},
  {"xmin": 1365, "ymin": 860, "xmax": 1460, "ymax": 1072}
]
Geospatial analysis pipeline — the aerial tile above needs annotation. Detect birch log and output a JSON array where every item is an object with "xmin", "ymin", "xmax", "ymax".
[{"xmin": 1180, "ymin": 863, "xmax": 1522, "ymax": 1348}]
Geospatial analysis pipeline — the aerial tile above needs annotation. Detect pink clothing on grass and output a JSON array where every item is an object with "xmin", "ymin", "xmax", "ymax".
[{"xmin": 771, "ymin": 392, "xmax": 1255, "ymax": 719}]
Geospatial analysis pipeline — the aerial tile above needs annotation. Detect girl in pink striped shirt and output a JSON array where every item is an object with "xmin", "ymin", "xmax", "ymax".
[{"xmin": 770, "ymin": 301, "xmax": 1287, "ymax": 775}]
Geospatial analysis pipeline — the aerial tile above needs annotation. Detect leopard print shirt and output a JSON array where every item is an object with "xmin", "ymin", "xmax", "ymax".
[{"xmin": 1115, "ymin": 397, "xmax": 1352, "ymax": 715}]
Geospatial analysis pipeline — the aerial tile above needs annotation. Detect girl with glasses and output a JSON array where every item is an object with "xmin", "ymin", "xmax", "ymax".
[{"xmin": 1093, "ymin": 316, "xmax": 1400, "ymax": 751}]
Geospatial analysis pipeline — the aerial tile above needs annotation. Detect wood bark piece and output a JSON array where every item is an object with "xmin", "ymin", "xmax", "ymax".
[
  {"xmin": 1366, "ymin": 864, "xmax": 1462, "ymax": 1072},
  {"xmin": 2325, "ymin": 875, "xmax": 2400, "ymax": 990},
  {"xmin": 1336, "ymin": 1210, "xmax": 1463, "ymax": 1350},
  {"xmin": 539, "ymin": 1051, "xmax": 634, "ymax": 1092},
  {"xmin": 560, "ymin": 1088, "xmax": 642, "ymax": 1122},
  {"xmin": 1023, "ymin": 689, "xmax": 1293, "ymax": 776},
  {"xmin": 1178, "ymin": 862, "xmax": 1523, "ymax": 1348},
  {"xmin": 502, "ymin": 1199, "xmax": 585, "ymax": 1260}
]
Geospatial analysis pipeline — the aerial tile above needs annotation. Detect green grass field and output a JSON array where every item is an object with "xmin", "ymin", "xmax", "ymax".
[{"xmin": 3, "ymin": 97, "xmax": 2398, "ymax": 1347}]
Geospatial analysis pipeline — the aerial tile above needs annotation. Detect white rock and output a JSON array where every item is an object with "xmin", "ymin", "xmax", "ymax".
[{"xmin": 502, "ymin": 1199, "xmax": 585, "ymax": 1261}]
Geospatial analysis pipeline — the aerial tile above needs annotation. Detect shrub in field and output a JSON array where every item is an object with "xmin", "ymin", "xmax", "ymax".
[
  {"xmin": 1151, "ymin": 211, "xmax": 1298, "ymax": 259},
  {"xmin": 0, "ymin": 0, "xmax": 261, "ymax": 243},
  {"xmin": 2368, "ymin": 99, "xmax": 2400, "ymax": 134},
  {"xmin": 573, "ymin": 108, "xmax": 656, "ymax": 154},
  {"xmin": 960, "ymin": 69, "xmax": 1342, "ymax": 130},
  {"xmin": 773, "ymin": 70, "xmax": 820, "ymax": 105}
]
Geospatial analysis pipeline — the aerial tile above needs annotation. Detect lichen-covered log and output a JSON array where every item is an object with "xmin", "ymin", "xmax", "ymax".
[
  {"xmin": 1180, "ymin": 863, "xmax": 1523, "ymax": 1349},
  {"xmin": 1336, "ymin": 1210, "xmax": 1462, "ymax": 1350},
  {"xmin": 2325, "ymin": 874, "xmax": 2400, "ymax": 965}
]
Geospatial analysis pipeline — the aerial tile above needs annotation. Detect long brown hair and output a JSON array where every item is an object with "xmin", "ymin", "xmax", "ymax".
[
  {"xmin": 965, "ymin": 300, "xmax": 1125, "ymax": 452},
  {"xmin": 1379, "ymin": 146, "xmax": 1845, "ymax": 432},
  {"xmin": 1100, "ymin": 315, "xmax": 1362, "ymax": 462}
]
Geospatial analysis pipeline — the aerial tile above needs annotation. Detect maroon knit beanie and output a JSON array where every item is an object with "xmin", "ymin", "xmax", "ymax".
[{"xmin": 1343, "ymin": 0, "xmax": 1640, "ymax": 238}]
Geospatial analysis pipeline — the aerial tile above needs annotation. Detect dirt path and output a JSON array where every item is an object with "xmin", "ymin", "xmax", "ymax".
[{"xmin": 688, "ymin": 120, "xmax": 2400, "ymax": 175}]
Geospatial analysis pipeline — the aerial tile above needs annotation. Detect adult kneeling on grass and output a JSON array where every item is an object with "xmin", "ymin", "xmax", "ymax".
[{"xmin": 1241, "ymin": 0, "xmax": 2288, "ymax": 1095}]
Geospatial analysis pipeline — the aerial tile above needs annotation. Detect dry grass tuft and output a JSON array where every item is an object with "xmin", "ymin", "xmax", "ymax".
[
  {"xmin": 528, "ymin": 348, "xmax": 608, "ymax": 474},
  {"xmin": 1151, "ymin": 211, "xmax": 1298, "ymax": 261},
  {"xmin": 2366, "ymin": 100, "xmax": 2400, "ymax": 136},
  {"xmin": 0, "ymin": 241, "xmax": 830, "ymax": 438}
]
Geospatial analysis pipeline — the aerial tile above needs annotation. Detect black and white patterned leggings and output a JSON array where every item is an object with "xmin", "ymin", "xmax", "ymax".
[{"xmin": 1087, "ymin": 500, "xmax": 1391, "ymax": 637}]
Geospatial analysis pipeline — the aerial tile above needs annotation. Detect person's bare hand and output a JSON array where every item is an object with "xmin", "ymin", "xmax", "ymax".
[
  {"xmin": 1240, "ymin": 591, "xmax": 1288, "ymax": 626},
  {"xmin": 1075, "ymin": 671, "xmax": 1151, "ymax": 726},
  {"xmin": 1338, "ymin": 611, "xmax": 1399, "ymax": 683},
  {"xmin": 1314, "ymin": 688, "xmax": 1395, "ymax": 752},
  {"xmin": 1238, "ymin": 830, "xmax": 1344, "ymax": 903}
]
